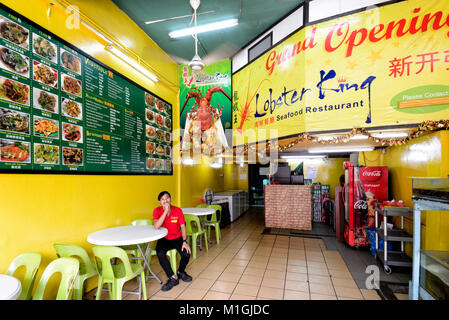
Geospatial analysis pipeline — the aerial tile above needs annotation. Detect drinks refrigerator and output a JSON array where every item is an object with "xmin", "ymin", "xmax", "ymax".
[{"xmin": 343, "ymin": 162, "xmax": 388, "ymax": 248}]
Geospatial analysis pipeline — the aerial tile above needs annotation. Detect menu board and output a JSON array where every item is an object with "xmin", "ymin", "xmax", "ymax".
[{"xmin": 0, "ymin": 4, "xmax": 172, "ymax": 175}]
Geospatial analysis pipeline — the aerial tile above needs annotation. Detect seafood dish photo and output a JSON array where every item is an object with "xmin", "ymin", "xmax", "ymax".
[
  {"xmin": 0, "ymin": 77, "xmax": 29, "ymax": 105},
  {"xmin": 145, "ymin": 93, "xmax": 154, "ymax": 106},
  {"xmin": 34, "ymin": 143, "xmax": 59, "ymax": 164},
  {"xmin": 62, "ymin": 98, "xmax": 82, "ymax": 120},
  {"xmin": 62, "ymin": 74, "xmax": 82, "ymax": 96},
  {"xmin": 146, "ymin": 125, "xmax": 155, "ymax": 138},
  {"xmin": 33, "ymin": 62, "xmax": 58, "ymax": 87},
  {"xmin": 33, "ymin": 34, "xmax": 56, "ymax": 62},
  {"xmin": 60, "ymin": 50, "xmax": 81, "ymax": 74},
  {"xmin": 146, "ymin": 109, "xmax": 154, "ymax": 122},
  {"xmin": 0, "ymin": 47, "xmax": 29, "ymax": 76},
  {"xmin": 62, "ymin": 147, "xmax": 83, "ymax": 166},
  {"xmin": 34, "ymin": 117, "xmax": 59, "ymax": 138},
  {"xmin": 146, "ymin": 141, "xmax": 155, "ymax": 154},
  {"xmin": 165, "ymin": 160, "xmax": 172, "ymax": 171},
  {"xmin": 156, "ymin": 114, "xmax": 164, "ymax": 126},
  {"xmin": 34, "ymin": 88, "xmax": 58, "ymax": 113},
  {"xmin": 0, "ymin": 139, "xmax": 30, "ymax": 162},
  {"xmin": 0, "ymin": 20, "xmax": 29, "ymax": 49},
  {"xmin": 155, "ymin": 159, "xmax": 164, "ymax": 170},
  {"xmin": 62, "ymin": 123, "xmax": 82, "ymax": 142},
  {"xmin": 146, "ymin": 157, "xmax": 155, "ymax": 170},
  {"xmin": 0, "ymin": 107, "xmax": 29, "ymax": 134},
  {"xmin": 155, "ymin": 144, "xmax": 164, "ymax": 155}
]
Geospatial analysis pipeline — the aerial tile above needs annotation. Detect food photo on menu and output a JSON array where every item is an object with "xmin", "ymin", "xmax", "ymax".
[
  {"xmin": 32, "ymin": 33, "xmax": 57, "ymax": 63},
  {"xmin": 155, "ymin": 113, "xmax": 164, "ymax": 127},
  {"xmin": 33, "ymin": 116, "xmax": 59, "ymax": 139},
  {"xmin": 165, "ymin": 131, "xmax": 171, "ymax": 143},
  {"xmin": 155, "ymin": 144, "xmax": 164, "ymax": 156},
  {"xmin": 145, "ymin": 92, "xmax": 155, "ymax": 107},
  {"xmin": 0, "ymin": 16, "xmax": 29, "ymax": 49},
  {"xmin": 145, "ymin": 108, "xmax": 154, "ymax": 122},
  {"xmin": 0, "ymin": 45, "xmax": 30, "ymax": 77},
  {"xmin": 33, "ymin": 61, "xmax": 58, "ymax": 88},
  {"xmin": 165, "ymin": 117, "xmax": 171, "ymax": 129},
  {"xmin": 60, "ymin": 49, "xmax": 81, "ymax": 75},
  {"xmin": 155, "ymin": 128, "xmax": 164, "ymax": 141},
  {"xmin": 164, "ymin": 103, "xmax": 171, "ymax": 115},
  {"xmin": 146, "ymin": 124, "xmax": 155, "ymax": 139},
  {"xmin": 146, "ymin": 157, "xmax": 155, "ymax": 170},
  {"xmin": 62, "ymin": 122, "xmax": 83, "ymax": 143},
  {"xmin": 156, "ymin": 99, "xmax": 163, "ymax": 112},
  {"xmin": 155, "ymin": 159, "xmax": 164, "ymax": 170},
  {"xmin": 0, "ymin": 107, "xmax": 30, "ymax": 134},
  {"xmin": 0, "ymin": 76, "xmax": 30, "ymax": 106},
  {"xmin": 33, "ymin": 143, "xmax": 59, "ymax": 165},
  {"xmin": 165, "ymin": 145, "xmax": 171, "ymax": 157},
  {"xmin": 61, "ymin": 98, "xmax": 82, "ymax": 120},
  {"xmin": 146, "ymin": 141, "xmax": 155, "ymax": 154},
  {"xmin": 61, "ymin": 73, "xmax": 82, "ymax": 97},
  {"xmin": 0, "ymin": 138, "xmax": 30, "ymax": 163},
  {"xmin": 165, "ymin": 159, "xmax": 171, "ymax": 171},
  {"xmin": 62, "ymin": 146, "xmax": 83, "ymax": 166},
  {"xmin": 33, "ymin": 87, "xmax": 58, "ymax": 114}
]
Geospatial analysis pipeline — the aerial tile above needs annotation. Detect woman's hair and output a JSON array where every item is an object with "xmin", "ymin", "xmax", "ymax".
[{"xmin": 158, "ymin": 191, "xmax": 171, "ymax": 201}]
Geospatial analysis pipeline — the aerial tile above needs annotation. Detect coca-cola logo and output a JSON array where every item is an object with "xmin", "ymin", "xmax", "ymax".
[
  {"xmin": 361, "ymin": 169, "xmax": 383, "ymax": 183},
  {"xmin": 354, "ymin": 200, "xmax": 368, "ymax": 210}
]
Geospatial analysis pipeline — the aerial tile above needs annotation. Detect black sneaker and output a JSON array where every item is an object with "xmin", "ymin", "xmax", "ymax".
[
  {"xmin": 177, "ymin": 271, "xmax": 192, "ymax": 282},
  {"xmin": 161, "ymin": 277, "xmax": 179, "ymax": 291}
]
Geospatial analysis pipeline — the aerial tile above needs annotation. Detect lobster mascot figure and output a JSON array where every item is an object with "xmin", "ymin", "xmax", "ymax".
[{"xmin": 181, "ymin": 86, "xmax": 231, "ymax": 154}]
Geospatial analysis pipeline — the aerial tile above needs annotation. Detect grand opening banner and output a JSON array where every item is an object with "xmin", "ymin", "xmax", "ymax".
[{"xmin": 232, "ymin": 0, "xmax": 449, "ymax": 146}]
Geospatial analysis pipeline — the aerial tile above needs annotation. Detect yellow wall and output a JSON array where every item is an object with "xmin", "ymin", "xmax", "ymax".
[
  {"xmin": 286, "ymin": 158, "xmax": 348, "ymax": 198},
  {"xmin": 0, "ymin": 0, "xmax": 179, "ymax": 297},
  {"xmin": 360, "ymin": 131, "xmax": 449, "ymax": 254}
]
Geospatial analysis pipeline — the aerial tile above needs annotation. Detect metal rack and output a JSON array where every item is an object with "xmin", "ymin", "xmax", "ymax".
[
  {"xmin": 410, "ymin": 177, "xmax": 449, "ymax": 300},
  {"xmin": 374, "ymin": 204, "xmax": 413, "ymax": 274}
]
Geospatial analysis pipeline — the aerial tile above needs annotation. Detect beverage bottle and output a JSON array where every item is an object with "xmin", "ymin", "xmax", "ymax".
[{"xmin": 353, "ymin": 166, "xmax": 368, "ymax": 229}]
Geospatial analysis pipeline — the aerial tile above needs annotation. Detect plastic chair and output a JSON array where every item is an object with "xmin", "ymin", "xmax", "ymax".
[
  {"xmin": 6, "ymin": 252, "xmax": 41, "ymax": 300},
  {"xmin": 196, "ymin": 204, "xmax": 209, "ymax": 208},
  {"xmin": 124, "ymin": 218, "xmax": 179, "ymax": 275},
  {"xmin": 54, "ymin": 244, "xmax": 97, "ymax": 300},
  {"xmin": 184, "ymin": 214, "xmax": 208, "ymax": 259},
  {"xmin": 32, "ymin": 257, "xmax": 79, "ymax": 300},
  {"xmin": 205, "ymin": 204, "xmax": 222, "ymax": 244},
  {"xmin": 92, "ymin": 246, "xmax": 147, "ymax": 300}
]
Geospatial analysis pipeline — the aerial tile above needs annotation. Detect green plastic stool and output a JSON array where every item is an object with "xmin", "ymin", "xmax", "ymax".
[
  {"xmin": 6, "ymin": 252, "xmax": 41, "ymax": 300},
  {"xmin": 205, "ymin": 204, "xmax": 222, "ymax": 244},
  {"xmin": 185, "ymin": 214, "xmax": 208, "ymax": 259},
  {"xmin": 196, "ymin": 204, "xmax": 209, "ymax": 208},
  {"xmin": 32, "ymin": 257, "xmax": 79, "ymax": 300},
  {"xmin": 92, "ymin": 246, "xmax": 147, "ymax": 300},
  {"xmin": 54, "ymin": 244, "xmax": 97, "ymax": 300}
]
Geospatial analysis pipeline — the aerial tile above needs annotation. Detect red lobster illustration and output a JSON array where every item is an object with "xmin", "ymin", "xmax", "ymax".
[
  {"xmin": 236, "ymin": 75, "xmax": 271, "ymax": 133},
  {"xmin": 181, "ymin": 86, "xmax": 231, "ymax": 131}
]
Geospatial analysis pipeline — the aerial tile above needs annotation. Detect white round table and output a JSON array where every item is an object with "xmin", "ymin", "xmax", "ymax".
[
  {"xmin": 0, "ymin": 274, "xmax": 22, "ymax": 300},
  {"xmin": 182, "ymin": 207, "xmax": 215, "ymax": 216},
  {"xmin": 87, "ymin": 225, "xmax": 168, "ymax": 283}
]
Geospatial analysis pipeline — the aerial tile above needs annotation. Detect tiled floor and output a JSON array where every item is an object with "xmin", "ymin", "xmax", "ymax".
[{"xmin": 85, "ymin": 207, "xmax": 381, "ymax": 300}]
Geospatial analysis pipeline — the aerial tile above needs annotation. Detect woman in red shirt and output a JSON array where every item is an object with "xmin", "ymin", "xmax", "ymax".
[{"xmin": 153, "ymin": 191, "xmax": 192, "ymax": 291}]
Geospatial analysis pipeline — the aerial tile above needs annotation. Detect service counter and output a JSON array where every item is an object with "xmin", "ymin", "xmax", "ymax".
[{"xmin": 264, "ymin": 184, "xmax": 312, "ymax": 231}]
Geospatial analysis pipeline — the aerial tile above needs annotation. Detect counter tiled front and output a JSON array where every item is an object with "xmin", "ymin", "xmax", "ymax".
[{"xmin": 264, "ymin": 185, "xmax": 312, "ymax": 230}]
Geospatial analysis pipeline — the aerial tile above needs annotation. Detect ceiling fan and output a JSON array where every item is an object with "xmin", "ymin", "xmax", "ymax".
[{"xmin": 188, "ymin": 0, "xmax": 205, "ymax": 71}]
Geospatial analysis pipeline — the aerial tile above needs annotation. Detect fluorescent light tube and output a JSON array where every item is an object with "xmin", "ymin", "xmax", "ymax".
[
  {"xmin": 280, "ymin": 155, "xmax": 326, "ymax": 159},
  {"xmin": 370, "ymin": 132, "xmax": 409, "ymax": 138},
  {"xmin": 107, "ymin": 45, "xmax": 158, "ymax": 83},
  {"xmin": 169, "ymin": 19, "xmax": 238, "ymax": 38},
  {"xmin": 349, "ymin": 134, "xmax": 369, "ymax": 140},
  {"xmin": 309, "ymin": 147, "xmax": 374, "ymax": 153},
  {"xmin": 81, "ymin": 21, "xmax": 112, "ymax": 44}
]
